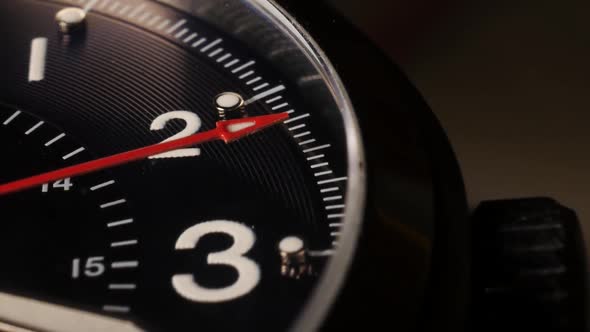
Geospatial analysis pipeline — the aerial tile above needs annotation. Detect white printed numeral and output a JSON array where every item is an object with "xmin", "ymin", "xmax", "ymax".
[
  {"xmin": 172, "ymin": 220, "xmax": 260, "ymax": 303},
  {"xmin": 72, "ymin": 257, "xmax": 105, "ymax": 279},
  {"xmin": 149, "ymin": 111, "xmax": 202, "ymax": 159},
  {"xmin": 42, "ymin": 178, "xmax": 73, "ymax": 192}
]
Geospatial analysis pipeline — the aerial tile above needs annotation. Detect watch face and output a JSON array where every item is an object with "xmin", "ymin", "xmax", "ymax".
[{"xmin": 0, "ymin": 0, "xmax": 365, "ymax": 331}]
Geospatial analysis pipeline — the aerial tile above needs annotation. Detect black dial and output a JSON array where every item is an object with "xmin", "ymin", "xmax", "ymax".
[{"xmin": 0, "ymin": 0, "xmax": 366, "ymax": 331}]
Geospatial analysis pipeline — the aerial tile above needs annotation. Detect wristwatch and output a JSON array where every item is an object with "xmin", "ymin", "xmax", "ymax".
[{"xmin": 0, "ymin": 0, "xmax": 586, "ymax": 331}]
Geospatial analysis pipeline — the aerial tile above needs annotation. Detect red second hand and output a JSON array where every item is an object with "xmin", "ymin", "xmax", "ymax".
[{"xmin": 0, "ymin": 112, "xmax": 289, "ymax": 196}]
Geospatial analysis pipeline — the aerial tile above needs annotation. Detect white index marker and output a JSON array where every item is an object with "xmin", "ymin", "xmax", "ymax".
[
  {"xmin": 28, "ymin": 38, "xmax": 48, "ymax": 82},
  {"xmin": 244, "ymin": 85, "xmax": 286, "ymax": 105}
]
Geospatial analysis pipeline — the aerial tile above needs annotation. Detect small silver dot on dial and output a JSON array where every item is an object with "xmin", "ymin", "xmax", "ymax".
[
  {"xmin": 55, "ymin": 7, "xmax": 87, "ymax": 33},
  {"xmin": 279, "ymin": 236, "xmax": 304, "ymax": 254},
  {"xmin": 216, "ymin": 92, "xmax": 244, "ymax": 109},
  {"xmin": 215, "ymin": 92, "xmax": 246, "ymax": 120},
  {"xmin": 279, "ymin": 236, "xmax": 312, "ymax": 279}
]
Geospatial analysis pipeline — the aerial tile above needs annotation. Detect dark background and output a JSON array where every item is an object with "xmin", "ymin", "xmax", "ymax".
[{"xmin": 328, "ymin": 0, "xmax": 590, "ymax": 255}]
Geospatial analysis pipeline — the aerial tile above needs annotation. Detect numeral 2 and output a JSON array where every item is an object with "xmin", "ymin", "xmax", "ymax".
[{"xmin": 149, "ymin": 111, "xmax": 202, "ymax": 159}]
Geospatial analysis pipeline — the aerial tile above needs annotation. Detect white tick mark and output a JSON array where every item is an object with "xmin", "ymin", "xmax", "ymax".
[
  {"xmin": 315, "ymin": 170, "xmax": 333, "ymax": 177},
  {"xmin": 102, "ymin": 305, "xmax": 130, "ymax": 313},
  {"xmin": 293, "ymin": 131, "xmax": 311, "ymax": 139},
  {"xmin": 90, "ymin": 180, "xmax": 115, "ymax": 191},
  {"xmin": 208, "ymin": 48, "xmax": 223, "ymax": 57},
  {"xmin": 217, "ymin": 53, "xmax": 231, "ymax": 63},
  {"xmin": 45, "ymin": 133, "xmax": 65, "ymax": 147},
  {"xmin": 307, "ymin": 154, "xmax": 325, "ymax": 161},
  {"xmin": 100, "ymin": 199, "xmax": 126, "ymax": 209},
  {"xmin": 111, "ymin": 261, "xmax": 139, "ymax": 269},
  {"xmin": 303, "ymin": 144, "xmax": 331, "ymax": 153},
  {"xmin": 232, "ymin": 60, "xmax": 255, "ymax": 73},
  {"xmin": 311, "ymin": 162, "xmax": 329, "ymax": 169},
  {"xmin": 183, "ymin": 32, "xmax": 198, "ymax": 43},
  {"xmin": 284, "ymin": 113, "xmax": 310, "ymax": 124},
  {"xmin": 309, "ymin": 250, "xmax": 335, "ymax": 257},
  {"xmin": 201, "ymin": 38, "xmax": 222, "ymax": 52},
  {"xmin": 191, "ymin": 38, "xmax": 206, "ymax": 48},
  {"xmin": 299, "ymin": 139, "xmax": 317, "ymax": 146},
  {"xmin": 108, "ymin": 284, "xmax": 137, "ymax": 290},
  {"xmin": 25, "ymin": 121, "xmax": 44, "ymax": 135},
  {"xmin": 253, "ymin": 83, "xmax": 270, "ymax": 91},
  {"xmin": 225, "ymin": 59, "xmax": 240, "ymax": 68},
  {"xmin": 272, "ymin": 103, "xmax": 289, "ymax": 110},
  {"xmin": 111, "ymin": 239, "xmax": 138, "ymax": 248},
  {"xmin": 318, "ymin": 177, "xmax": 348, "ymax": 185},
  {"xmin": 246, "ymin": 83, "xmax": 285, "ymax": 105},
  {"xmin": 166, "ymin": 19, "xmax": 186, "ymax": 34},
  {"xmin": 107, "ymin": 219, "xmax": 134, "ymax": 228},
  {"xmin": 3, "ymin": 111, "xmax": 22, "ymax": 125},
  {"xmin": 156, "ymin": 19, "xmax": 170, "ymax": 31},
  {"xmin": 321, "ymin": 187, "xmax": 339, "ymax": 193},
  {"xmin": 266, "ymin": 96, "xmax": 282, "ymax": 104},
  {"xmin": 288, "ymin": 124, "xmax": 307, "ymax": 131},
  {"xmin": 246, "ymin": 77, "xmax": 262, "ymax": 85},
  {"xmin": 62, "ymin": 147, "xmax": 85, "ymax": 160},
  {"xmin": 175, "ymin": 28, "xmax": 189, "ymax": 39},
  {"xmin": 299, "ymin": 75, "xmax": 323, "ymax": 84},
  {"xmin": 239, "ymin": 70, "xmax": 255, "ymax": 79}
]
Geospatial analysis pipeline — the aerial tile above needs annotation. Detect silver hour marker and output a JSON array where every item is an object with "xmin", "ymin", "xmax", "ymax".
[
  {"xmin": 279, "ymin": 236, "xmax": 312, "ymax": 279},
  {"xmin": 279, "ymin": 236, "xmax": 304, "ymax": 254},
  {"xmin": 55, "ymin": 7, "xmax": 87, "ymax": 33},
  {"xmin": 28, "ymin": 38, "xmax": 48, "ymax": 82},
  {"xmin": 215, "ymin": 92, "xmax": 245, "ymax": 120}
]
